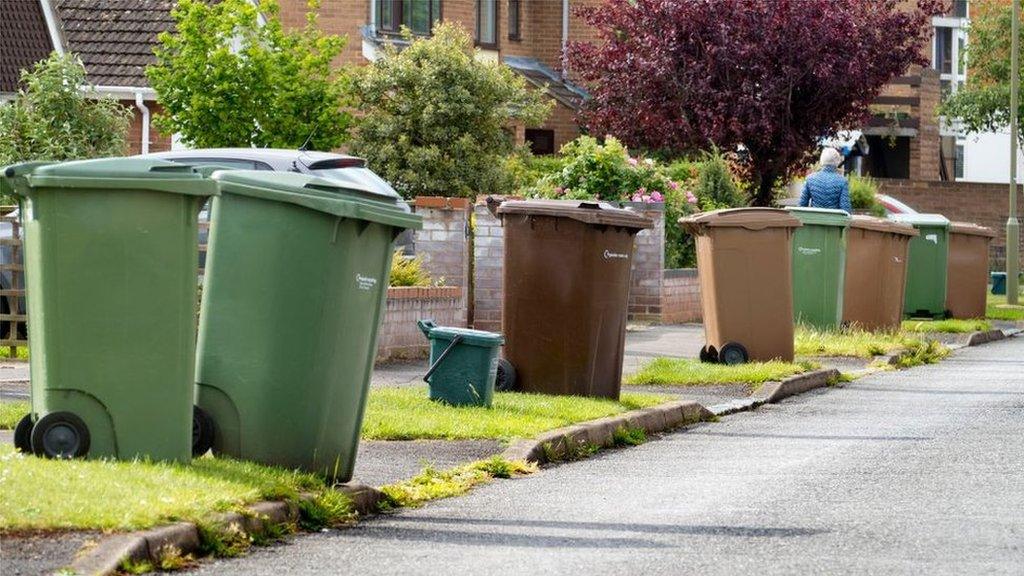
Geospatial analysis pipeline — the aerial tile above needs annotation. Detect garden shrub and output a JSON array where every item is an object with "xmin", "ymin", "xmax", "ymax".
[
  {"xmin": 390, "ymin": 250, "xmax": 433, "ymax": 287},
  {"xmin": 848, "ymin": 175, "xmax": 886, "ymax": 216}
]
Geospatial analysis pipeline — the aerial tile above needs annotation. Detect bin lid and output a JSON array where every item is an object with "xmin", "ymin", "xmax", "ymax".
[
  {"xmin": 784, "ymin": 206, "xmax": 851, "ymax": 227},
  {"xmin": 679, "ymin": 208, "xmax": 801, "ymax": 235},
  {"xmin": 848, "ymin": 215, "xmax": 919, "ymax": 236},
  {"xmin": 889, "ymin": 213, "xmax": 950, "ymax": 229},
  {"xmin": 426, "ymin": 325, "xmax": 505, "ymax": 347},
  {"xmin": 5, "ymin": 157, "xmax": 218, "ymax": 197},
  {"xmin": 496, "ymin": 199, "xmax": 653, "ymax": 230},
  {"xmin": 212, "ymin": 170, "xmax": 422, "ymax": 230},
  {"xmin": 949, "ymin": 221, "xmax": 997, "ymax": 238}
]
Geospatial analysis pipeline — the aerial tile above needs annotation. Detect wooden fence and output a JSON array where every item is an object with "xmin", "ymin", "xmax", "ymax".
[{"xmin": 0, "ymin": 210, "xmax": 212, "ymax": 356}]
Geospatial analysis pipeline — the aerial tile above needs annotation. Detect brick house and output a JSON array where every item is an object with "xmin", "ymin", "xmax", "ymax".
[
  {"xmin": 1, "ymin": 0, "xmax": 174, "ymax": 155},
  {"xmin": 277, "ymin": 0, "xmax": 599, "ymax": 154}
]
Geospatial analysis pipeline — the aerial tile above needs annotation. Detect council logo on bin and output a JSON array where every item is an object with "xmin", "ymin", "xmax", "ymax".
[
  {"xmin": 603, "ymin": 250, "xmax": 629, "ymax": 261},
  {"xmin": 356, "ymin": 274, "xmax": 378, "ymax": 291}
]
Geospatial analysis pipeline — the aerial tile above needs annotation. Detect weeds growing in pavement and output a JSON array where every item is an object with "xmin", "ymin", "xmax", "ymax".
[
  {"xmin": 612, "ymin": 425, "xmax": 648, "ymax": 447},
  {"xmin": 377, "ymin": 458, "xmax": 535, "ymax": 511}
]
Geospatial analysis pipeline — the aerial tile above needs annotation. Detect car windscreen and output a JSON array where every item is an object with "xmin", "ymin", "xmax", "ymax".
[{"xmin": 311, "ymin": 167, "xmax": 401, "ymax": 199}]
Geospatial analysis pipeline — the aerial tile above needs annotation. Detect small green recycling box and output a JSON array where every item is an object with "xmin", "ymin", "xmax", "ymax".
[
  {"xmin": 1, "ymin": 158, "xmax": 216, "ymax": 462},
  {"xmin": 785, "ymin": 207, "xmax": 851, "ymax": 330},
  {"xmin": 194, "ymin": 170, "xmax": 421, "ymax": 482},
  {"xmin": 418, "ymin": 320, "xmax": 504, "ymax": 407},
  {"xmin": 890, "ymin": 213, "xmax": 951, "ymax": 319}
]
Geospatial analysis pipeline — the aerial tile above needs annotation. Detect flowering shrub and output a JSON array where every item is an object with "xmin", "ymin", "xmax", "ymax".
[{"xmin": 530, "ymin": 136, "xmax": 694, "ymax": 209}]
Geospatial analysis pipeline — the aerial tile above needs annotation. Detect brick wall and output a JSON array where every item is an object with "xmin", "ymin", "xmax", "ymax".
[
  {"xmin": 877, "ymin": 178, "xmax": 1023, "ymax": 270},
  {"xmin": 413, "ymin": 197, "xmax": 472, "ymax": 289},
  {"xmin": 472, "ymin": 200, "xmax": 505, "ymax": 332},
  {"xmin": 376, "ymin": 286, "xmax": 466, "ymax": 361},
  {"xmin": 122, "ymin": 100, "xmax": 171, "ymax": 156},
  {"xmin": 910, "ymin": 68, "xmax": 941, "ymax": 182},
  {"xmin": 662, "ymin": 269, "xmax": 702, "ymax": 324},
  {"xmin": 279, "ymin": 0, "xmax": 367, "ymax": 65},
  {"xmin": 621, "ymin": 202, "xmax": 665, "ymax": 323}
]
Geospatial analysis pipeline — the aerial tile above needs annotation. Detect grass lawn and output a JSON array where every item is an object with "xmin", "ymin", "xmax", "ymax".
[
  {"xmin": 987, "ymin": 294, "xmax": 1024, "ymax": 322},
  {"xmin": 360, "ymin": 387, "xmax": 669, "ymax": 442},
  {"xmin": 0, "ymin": 400, "xmax": 28, "ymax": 429},
  {"xmin": 795, "ymin": 326, "xmax": 919, "ymax": 358},
  {"xmin": 625, "ymin": 358, "xmax": 813, "ymax": 387},
  {"xmin": 0, "ymin": 446, "xmax": 350, "ymax": 532},
  {"xmin": 900, "ymin": 319, "xmax": 992, "ymax": 334}
]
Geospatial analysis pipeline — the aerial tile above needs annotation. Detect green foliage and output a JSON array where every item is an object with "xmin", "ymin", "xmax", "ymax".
[
  {"xmin": 361, "ymin": 385, "xmax": 669, "ymax": 441},
  {"xmin": 987, "ymin": 294, "xmax": 1024, "ymax": 321},
  {"xmin": 795, "ymin": 325, "xmax": 918, "ymax": 358},
  {"xmin": 0, "ymin": 53, "xmax": 132, "ymax": 167},
  {"xmin": 148, "ymin": 0, "xmax": 352, "ymax": 149},
  {"xmin": 297, "ymin": 490, "xmax": 355, "ymax": 530},
  {"xmin": 626, "ymin": 358, "xmax": 812, "ymax": 387},
  {"xmin": 389, "ymin": 250, "xmax": 433, "ymax": 287},
  {"xmin": 0, "ymin": 400, "xmax": 29, "ymax": 430},
  {"xmin": 351, "ymin": 23, "xmax": 551, "ymax": 198},
  {"xmin": 196, "ymin": 521, "xmax": 252, "ymax": 558},
  {"xmin": 612, "ymin": 425, "xmax": 647, "ymax": 447},
  {"xmin": 938, "ymin": 0, "xmax": 1023, "ymax": 144},
  {"xmin": 505, "ymin": 152, "xmax": 565, "ymax": 192},
  {"xmin": 901, "ymin": 319, "xmax": 993, "ymax": 334},
  {"xmin": 694, "ymin": 149, "xmax": 744, "ymax": 210},
  {"xmin": 848, "ymin": 175, "xmax": 885, "ymax": 216},
  {"xmin": 378, "ymin": 458, "xmax": 535, "ymax": 510},
  {"xmin": 889, "ymin": 339, "xmax": 949, "ymax": 369}
]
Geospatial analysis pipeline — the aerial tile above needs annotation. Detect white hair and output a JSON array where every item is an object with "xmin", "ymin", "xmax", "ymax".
[{"xmin": 820, "ymin": 147, "xmax": 843, "ymax": 168}]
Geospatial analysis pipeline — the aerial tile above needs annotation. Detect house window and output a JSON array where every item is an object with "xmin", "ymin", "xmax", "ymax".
[
  {"xmin": 525, "ymin": 129, "xmax": 555, "ymax": 156},
  {"xmin": 508, "ymin": 0, "xmax": 520, "ymax": 41},
  {"xmin": 934, "ymin": 27, "xmax": 953, "ymax": 74},
  {"xmin": 954, "ymin": 144, "xmax": 965, "ymax": 179},
  {"xmin": 477, "ymin": 0, "xmax": 498, "ymax": 47},
  {"xmin": 376, "ymin": 0, "xmax": 440, "ymax": 36},
  {"xmin": 933, "ymin": 18, "xmax": 967, "ymax": 138}
]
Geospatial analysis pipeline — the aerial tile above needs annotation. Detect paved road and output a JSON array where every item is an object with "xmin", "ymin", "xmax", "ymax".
[{"xmin": 194, "ymin": 336, "xmax": 1024, "ymax": 575}]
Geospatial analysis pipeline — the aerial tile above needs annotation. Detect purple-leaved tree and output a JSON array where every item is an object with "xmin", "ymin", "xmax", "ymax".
[{"xmin": 567, "ymin": 0, "xmax": 944, "ymax": 205}]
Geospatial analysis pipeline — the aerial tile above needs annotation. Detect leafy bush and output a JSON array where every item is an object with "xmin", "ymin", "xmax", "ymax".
[
  {"xmin": 694, "ymin": 149, "xmax": 745, "ymax": 209},
  {"xmin": 351, "ymin": 23, "xmax": 551, "ymax": 199},
  {"xmin": 505, "ymin": 152, "xmax": 564, "ymax": 193},
  {"xmin": 0, "ymin": 53, "xmax": 132, "ymax": 167},
  {"xmin": 148, "ymin": 0, "xmax": 352, "ymax": 150},
  {"xmin": 390, "ymin": 250, "xmax": 433, "ymax": 287},
  {"xmin": 529, "ymin": 136, "xmax": 692, "ymax": 205},
  {"xmin": 848, "ymin": 175, "xmax": 885, "ymax": 216}
]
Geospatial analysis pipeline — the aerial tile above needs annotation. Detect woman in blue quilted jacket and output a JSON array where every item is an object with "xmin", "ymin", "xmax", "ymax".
[{"xmin": 799, "ymin": 148, "xmax": 852, "ymax": 213}]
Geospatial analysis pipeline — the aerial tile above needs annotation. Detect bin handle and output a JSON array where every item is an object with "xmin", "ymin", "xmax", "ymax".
[
  {"xmin": 423, "ymin": 335, "xmax": 463, "ymax": 384},
  {"xmin": 417, "ymin": 319, "xmax": 437, "ymax": 338}
]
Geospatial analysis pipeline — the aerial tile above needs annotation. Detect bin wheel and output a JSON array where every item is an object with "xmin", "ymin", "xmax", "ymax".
[
  {"xmin": 699, "ymin": 345, "xmax": 719, "ymax": 363},
  {"xmin": 31, "ymin": 411, "xmax": 90, "ymax": 459},
  {"xmin": 13, "ymin": 413, "xmax": 33, "ymax": 453},
  {"xmin": 192, "ymin": 405, "xmax": 216, "ymax": 457},
  {"xmin": 719, "ymin": 342, "xmax": 749, "ymax": 366},
  {"xmin": 495, "ymin": 358, "xmax": 518, "ymax": 392}
]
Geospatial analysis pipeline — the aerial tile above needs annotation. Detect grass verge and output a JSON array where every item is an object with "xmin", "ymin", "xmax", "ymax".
[
  {"xmin": 624, "ymin": 358, "xmax": 814, "ymax": 387},
  {"xmin": 378, "ymin": 457, "xmax": 536, "ymax": 510},
  {"xmin": 361, "ymin": 387, "xmax": 669, "ymax": 441},
  {"xmin": 901, "ymin": 319, "xmax": 992, "ymax": 333},
  {"xmin": 987, "ymin": 294, "xmax": 1024, "ymax": 322},
  {"xmin": 0, "ymin": 446, "xmax": 352, "ymax": 532},
  {"xmin": 0, "ymin": 400, "xmax": 28, "ymax": 429},
  {"xmin": 882, "ymin": 339, "xmax": 949, "ymax": 369},
  {"xmin": 795, "ymin": 326, "xmax": 919, "ymax": 358}
]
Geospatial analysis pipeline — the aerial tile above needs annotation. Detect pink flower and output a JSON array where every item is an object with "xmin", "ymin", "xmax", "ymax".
[
  {"xmin": 631, "ymin": 192, "xmax": 644, "ymax": 202},
  {"xmin": 686, "ymin": 191, "xmax": 698, "ymax": 204},
  {"xmin": 636, "ymin": 187, "xmax": 647, "ymax": 195},
  {"xmin": 554, "ymin": 186, "xmax": 565, "ymax": 196},
  {"xmin": 628, "ymin": 157, "xmax": 639, "ymax": 166},
  {"xmin": 668, "ymin": 180, "xmax": 680, "ymax": 190},
  {"xmin": 650, "ymin": 191, "xmax": 664, "ymax": 202}
]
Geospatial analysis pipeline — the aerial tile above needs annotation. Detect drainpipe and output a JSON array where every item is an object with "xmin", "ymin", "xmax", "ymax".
[
  {"xmin": 561, "ymin": 0, "xmax": 569, "ymax": 79},
  {"xmin": 134, "ymin": 92, "xmax": 150, "ymax": 155}
]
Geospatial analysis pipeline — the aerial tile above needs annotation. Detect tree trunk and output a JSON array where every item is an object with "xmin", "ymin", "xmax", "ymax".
[{"xmin": 751, "ymin": 172, "xmax": 776, "ymax": 207}]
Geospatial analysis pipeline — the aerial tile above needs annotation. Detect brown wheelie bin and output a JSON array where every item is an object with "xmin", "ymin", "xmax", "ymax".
[
  {"xmin": 946, "ymin": 222, "xmax": 996, "ymax": 319},
  {"xmin": 497, "ymin": 199, "xmax": 652, "ymax": 399},
  {"xmin": 842, "ymin": 216, "xmax": 918, "ymax": 331},
  {"xmin": 680, "ymin": 208, "xmax": 802, "ymax": 364}
]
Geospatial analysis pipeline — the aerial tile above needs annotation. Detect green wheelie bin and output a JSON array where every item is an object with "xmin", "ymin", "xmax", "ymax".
[
  {"xmin": 890, "ymin": 214, "xmax": 951, "ymax": 319},
  {"xmin": 785, "ymin": 207, "xmax": 851, "ymax": 330},
  {"xmin": 194, "ymin": 170, "xmax": 421, "ymax": 481},
  {"xmin": 417, "ymin": 319, "xmax": 504, "ymax": 407},
  {"xmin": 1, "ymin": 158, "xmax": 216, "ymax": 461}
]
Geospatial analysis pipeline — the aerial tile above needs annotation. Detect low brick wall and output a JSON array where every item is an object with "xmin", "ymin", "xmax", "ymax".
[
  {"xmin": 662, "ymin": 268, "xmax": 702, "ymax": 324},
  {"xmin": 376, "ymin": 286, "xmax": 466, "ymax": 362},
  {"xmin": 620, "ymin": 202, "xmax": 666, "ymax": 323},
  {"xmin": 877, "ymin": 179, "xmax": 1023, "ymax": 270}
]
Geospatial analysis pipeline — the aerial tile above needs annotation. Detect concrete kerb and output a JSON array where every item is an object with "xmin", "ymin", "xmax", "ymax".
[
  {"xmin": 68, "ymin": 483, "xmax": 382, "ymax": 576},
  {"xmin": 752, "ymin": 368, "xmax": 841, "ymax": 404},
  {"xmin": 498, "ymin": 400, "xmax": 712, "ymax": 465}
]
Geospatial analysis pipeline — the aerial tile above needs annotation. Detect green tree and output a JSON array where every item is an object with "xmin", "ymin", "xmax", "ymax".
[
  {"xmin": 350, "ymin": 23, "xmax": 551, "ymax": 198},
  {"xmin": 147, "ymin": 0, "xmax": 352, "ymax": 150},
  {"xmin": 939, "ymin": 0, "xmax": 1023, "ymax": 146},
  {"xmin": 0, "ymin": 53, "xmax": 132, "ymax": 166}
]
